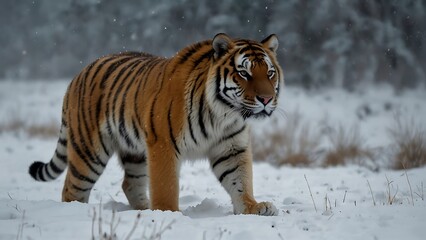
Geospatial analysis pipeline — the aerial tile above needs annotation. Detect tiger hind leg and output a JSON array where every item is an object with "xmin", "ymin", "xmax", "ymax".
[
  {"xmin": 119, "ymin": 152, "xmax": 150, "ymax": 210},
  {"xmin": 62, "ymin": 141, "xmax": 111, "ymax": 203}
]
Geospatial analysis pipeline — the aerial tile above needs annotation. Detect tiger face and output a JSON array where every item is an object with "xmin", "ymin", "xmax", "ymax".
[{"xmin": 211, "ymin": 33, "xmax": 283, "ymax": 119}]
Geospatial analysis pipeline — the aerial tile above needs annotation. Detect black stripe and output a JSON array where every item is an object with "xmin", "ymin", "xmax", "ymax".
[
  {"xmin": 142, "ymin": 58, "xmax": 164, "ymax": 90},
  {"xmin": 117, "ymin": 90, "xmax": 139, "ymax": 147},
  {"xmin": 99, "ymin": 132, "xmax": 110, "ymax": 157},
  {"xmin": 149, "ymin": 97, "xmax": 159, "ymax": 141},
  {"xmin": 100, "ymin": 56, "xmax": 135, "ymax": 89},
  {"xmin": 198, "ymin": 92, "xmax": 208, "ymax": 138},
  {"xmin": 74, "ymin": 75, "xmax": 104, "ymax": 169},
  {"xmin": 68, "ymin": 130, "xmax": 102, "ymax": 176},
  {"xmin": 235, "ymin": 40, "xmax": 250, "ymax": 46},
  {"xmin": 215, "ymin": 68, "xmax": 234, "ymax": 108},
  {"xmin": 235, "ymin": 88, "xmax": 244, "ymax": 97},
  {"xmin": 118, "ymin": 106, "xmax": 136, "ymax": 149},
  {"xmin": 43, "ymin": 164, "xmax": 54, "ymax": 179},
  {"xmin": 91, "ymin": 56, "xmax": 116, "ymax": 85},
  {"xmin": 220, "ymin": 125, "xmax": 246, "ymax": 142},
  {"xmin": 111, "ymin": 59, "xmax": 140, "ymax": 120},
  {"xmin": 37, "ymin": 165, "xmax": 46, "ymax": 181},
  {"xmin": 207, "ymin": 106, "xmax": 215, "ymax": 128},
  {"xmin": 82, "ymin": 61, "xmax": 98, "ymax": 131},
  {"xmin": 187, "ymin": 74, "xmax": 202, "ymax": 145},
  {"xmin": 125, "ymin": 173, "xmax": 147, "ymax": 179},
  {"xmin": 222, "ymin": 73, "xmax": 238, "ymax": 99},
  {"xmin": 72, "ymin": 72, "xmax": 84, "ymax": 95},
  {"xmin": 178, "ymin": 43, "xmax": 203, "ymax": 64},
  {"xmin": 55, "ymin": 150, "xmax": 67, "ymax": 163},
  {"xmin": 187, "ymin": 113, "xmax": 197, "ymax": 145},
  {"xmin": 192, "ymin": 49, "xmax": 214, "ymax": 67},
  {"xmin": 212, "ymin": 149, "xmax": 245, "ymax": 169},
  {"xmin": 219, "ymin": 165, "xmax": 239, "ymax": 182},
  {"xmin": 76, "ymin": 92, "xmax": 106, "ymax": 168},
  {"xmin": 58, "ymin": 137, "xmax": 67, "ymax": 147},
  {"xmin": 104, "ymin": 60, "xmax": 126, "ymax": 137},
  {"xmin": 242, "ymin": 53, "xmax": 258, "ymax": 59},
  {"xmin": 95, "ymin": 94, "xmax": 103, "ymax": 125},
  {"xmin": 121, "ymin": 154, "xmax": 146, "ymax": 164},
  {"xmin": 133, "ymin": 58, "xmax": 155, "ymax": 127},
  {"xmin": 116, "ymin": 60, "xmax": 142, "ymax": 149},
  {"xmin": 49, "ymin": 160, "xmax": 63, "ymax": 174},
  {"xmin": 94, "ymin": 94, "xmax": 111, "ymax": 157},
  {"xmin": 71, "ymin": 184, "xmax": 92, "ymax": 192},
  {"xmin": 105, "ymin": 116, "xmax": 114, "ymax": 137},
  {"xmin": 61, "ymin": 118, "xmax": 67, "ymax": 128},
  {"xmin": 79, "ymin": 68, "xmax": 100, "ymax": 167},
  {"xmin": 276, "ymin": 72, "xmax": 281, "ymax": 96},
  {"xmin": 131, "ymin": 118, "xmax": 141, "ymax": 140},
  {"xmin": 146, "ymin": 60, "xmax": 168, "ymax": 142},
  {"xmin": 88, "ymin": 82, "xmax": 99, "ymax": 131},
  {"xmin": 167, "ymin": 101, "xmax": 180, "ymax": 155},
  {"xmin": 69, "ymin": 163, "xmax": 96, "ymax": 184},
  {"xmin": 106, "ymin": 60, "xmax": 138, "ymax": 138},
  {"xmin": 90, "ymin": 58, "xmax": 121, "ymax": 158},
  {"xmin": 238, "ymin": 45, "xmax": 265, "ymax": 54}
]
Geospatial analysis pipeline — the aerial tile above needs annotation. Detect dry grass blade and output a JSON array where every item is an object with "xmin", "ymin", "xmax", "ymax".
[
  {"xmin": 91, "ymin": 207, "xmax": 97, "ymax": 240},
  {"xmin": 367, "ymin": 180, "xmax": 376, "ymax": 206},
  {"xmin": 385, "ymin": 175, "xmax": 398, "ymax": 205},
  {"xmin": 125, "ymin": 212, "xmax": 141, "ymax": 240},
  {"xmin": 304, "ymin": 174, "xmax": 317, "ymax": 213},
  {"xmin": 143, "ymin": 219, "xmax": 176, "ymax": 240},
  {"xmin": 402, "ymin": 164, "xmax": 415, "ymax": 206},
  {"xmin": 343, "ymin": 190, "xmax": 347, "ymax": 203},
  {"xmin": 414, "ymin": 182, "xmax": 424, "ymax": 200},
  {"xmin": 16, "ymin": 210, "xmax": 26, "ymax": 240}
]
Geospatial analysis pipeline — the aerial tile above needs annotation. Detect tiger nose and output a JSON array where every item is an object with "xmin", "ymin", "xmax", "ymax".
[{"xmin": 256, "ymin": 95, "xmax": 273, "ymax": 106}]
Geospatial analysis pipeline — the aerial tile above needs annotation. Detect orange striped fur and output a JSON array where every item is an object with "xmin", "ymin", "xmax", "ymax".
[{"xmin": 29, "ymin": 33, "xmax": 283, "ymax": 215}]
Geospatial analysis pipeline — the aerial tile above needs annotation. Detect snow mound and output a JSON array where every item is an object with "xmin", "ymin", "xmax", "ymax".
[{"xmin": 183, "ymin": 198, "xmax": 230, "ymax": 218}]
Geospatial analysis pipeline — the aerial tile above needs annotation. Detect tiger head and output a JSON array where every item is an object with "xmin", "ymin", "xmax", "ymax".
[{"xmin": 208, "ymin": 33, "xmax": 283, "ymax": 120}]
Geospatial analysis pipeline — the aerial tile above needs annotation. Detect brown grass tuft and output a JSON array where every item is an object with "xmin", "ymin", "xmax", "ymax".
[
  {"xmin": 389, "ymin": 116, "xmax": 426, "ymax": 169},
  {"xmin": 323, "ymin": 126, "xmax": 373, "ymax": 167},
  {"xmin": 252, "ymin": 111, "xmax": 320, "ymax": 167},
  {"xmin": 0, "ymin": 119, "xmax": 59, "ymax": 139},
  {"xmin": 26, "ymin": 122, "xmax": 59, "ymax": 138}
]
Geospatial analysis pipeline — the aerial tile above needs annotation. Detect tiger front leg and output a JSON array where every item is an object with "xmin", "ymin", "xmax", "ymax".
[
  {"xmin": 209, "ymin": 147, "xmax": 278, "ymax": 216},
  {"xmin": 147, "ymin": 141, "xmax": 180, "ymax": 212}
]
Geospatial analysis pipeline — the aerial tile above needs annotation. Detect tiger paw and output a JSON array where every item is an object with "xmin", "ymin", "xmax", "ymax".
[
  {"xmin": 246, "ymin": 201, "xmax": 278, "ymax": 216},
  {"xmin": 129, "ymin": 198, "xmax": 150, "ymax": 210}
]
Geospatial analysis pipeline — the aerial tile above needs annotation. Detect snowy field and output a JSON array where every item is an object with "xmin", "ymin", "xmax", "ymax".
[{"xmin": 0, "ymin": 80, "xmax": 425, "ymax": 239}]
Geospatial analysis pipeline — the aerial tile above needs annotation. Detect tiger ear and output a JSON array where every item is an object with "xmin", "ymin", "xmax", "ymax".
[
  {"xmin": 261, "ymin": 34, "xmax": 279, "ymax": 53},
  {"xmin": 212, "ymin": 33, "xmax": 234, "ymax": 59}
]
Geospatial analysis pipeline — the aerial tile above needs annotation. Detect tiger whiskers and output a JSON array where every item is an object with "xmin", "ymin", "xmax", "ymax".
[
  {"xmin": 242, "ymin": 109, "xmax": 252, "ymax": 119},
  {"xmin": 274, "ymin": 107, "xmax": 288, "ymax": 120}
]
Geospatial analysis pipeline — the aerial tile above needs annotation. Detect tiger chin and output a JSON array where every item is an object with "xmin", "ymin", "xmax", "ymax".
[{"xmin": 28, "ymin": 33, "xmax": 283, "ymax": 216}]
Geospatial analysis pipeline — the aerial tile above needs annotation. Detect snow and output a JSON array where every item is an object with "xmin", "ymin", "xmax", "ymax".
[{"xmin": 0, "ymin": 80, "xmax": 426, "ymax": 239}]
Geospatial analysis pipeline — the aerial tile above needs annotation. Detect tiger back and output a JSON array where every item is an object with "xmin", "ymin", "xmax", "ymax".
[{"xmin": 29, "ymin": 33, "xmax": 283, "ymax": 216}]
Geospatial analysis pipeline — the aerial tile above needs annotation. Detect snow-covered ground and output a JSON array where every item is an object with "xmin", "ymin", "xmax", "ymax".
[{"xmin": 0, "ymin": 80, "xmax": 425, "ymax": 239}]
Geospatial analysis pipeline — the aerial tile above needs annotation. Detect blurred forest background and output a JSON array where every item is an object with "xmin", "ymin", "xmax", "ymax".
[{"xmin": 1, "ymin": 0, "xmax": 425, "ymax": 89}]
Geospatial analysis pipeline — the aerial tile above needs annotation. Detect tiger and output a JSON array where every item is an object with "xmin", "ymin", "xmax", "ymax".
[{"xmin": 29, "ymin": 33, "xmax": 283, "ymax": 216}]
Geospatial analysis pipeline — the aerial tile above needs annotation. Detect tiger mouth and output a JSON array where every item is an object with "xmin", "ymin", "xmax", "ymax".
[
  {"xmin": 240, "ymin": 108, "xmax": 273, "ymax": 119},
  {"xmin": 252, "ymin": 109, "xmax": 273, "ymax": 118}
]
